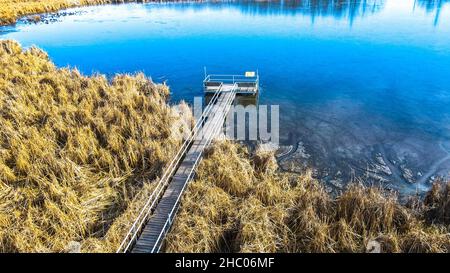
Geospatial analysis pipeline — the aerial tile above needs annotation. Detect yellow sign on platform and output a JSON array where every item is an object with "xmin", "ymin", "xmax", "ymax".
[{"xmin": 245, "ymin": 71, "xmax": 256, "ymax": 77}]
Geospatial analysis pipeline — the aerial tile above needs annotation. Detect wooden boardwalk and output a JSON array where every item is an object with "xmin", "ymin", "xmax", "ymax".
[
  {"xmin": 116, "ymin": 73, "xmax": 259, "ymax": 253},
  {"xmin": 132, "ymin": 86, "xmax": 237, "ymax": 253}
]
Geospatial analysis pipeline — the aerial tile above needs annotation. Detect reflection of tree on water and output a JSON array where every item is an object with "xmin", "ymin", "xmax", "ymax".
[
  {"xmin": 414, "ymin": 0, "xmax": 450, "ymax": 25},
  {"xmin": 246, "ymin": 0, "xmax": 384, "ymax": 23},
  {"xmin": 190, "ymin": 1, "xmax": 385, "ymax": 23}
]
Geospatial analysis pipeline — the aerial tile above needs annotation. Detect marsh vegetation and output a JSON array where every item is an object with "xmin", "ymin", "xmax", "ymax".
[
  {"xmin": 165, "ymin": 141, "xmax": 450, "ymax": 253},
  {"xmin": 0, "ymin": 40, "xmax": 192, "ymax": 252}
]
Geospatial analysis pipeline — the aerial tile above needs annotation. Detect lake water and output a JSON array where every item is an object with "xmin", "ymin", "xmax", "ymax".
[{"xmin": 1, "ymin": 0, "xmax": 449, "ymax": 195}]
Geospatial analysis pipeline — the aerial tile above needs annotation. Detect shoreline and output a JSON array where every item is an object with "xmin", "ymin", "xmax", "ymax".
[{"xmin": 0, "ymin": 0, "xmax": 190, "ymax": 26}]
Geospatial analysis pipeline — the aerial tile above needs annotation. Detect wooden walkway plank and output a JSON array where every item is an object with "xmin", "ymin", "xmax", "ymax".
[{"xmin": 131, "ymin": 86, "xmax": 237, "ymax": 253}]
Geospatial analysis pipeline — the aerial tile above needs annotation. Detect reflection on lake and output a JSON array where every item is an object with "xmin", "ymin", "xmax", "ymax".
[
  {"xmin": 1, "ymin": 0, "xmax": 449, "ymax": 196},
  {"xmin": 195, "ymin": 0, "xmax": 385, "ymax": 22},
  {"xmin": 415, "ymin": 0, "xmax": 449, "ymax": 25}
]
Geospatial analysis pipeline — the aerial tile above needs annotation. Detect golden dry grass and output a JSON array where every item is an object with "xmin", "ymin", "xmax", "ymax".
[
  {"xmin": 0, "ymin": 40, "xmax": 192, "ymax": 252},
  {"xmin": 0, "ymin": 1, "xmax": 142, "ymax": 25},
  {"xmin": 165, "ymin": 141, "xmax": 450, "ymax": 253},
  {"xmin": 423, "ymin": 181, "xmax": 450, "ymax": 225}
]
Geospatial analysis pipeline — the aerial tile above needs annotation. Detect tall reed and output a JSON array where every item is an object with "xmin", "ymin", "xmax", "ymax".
[
  {"xmin": 165, "ymin": 141, "xmax": 450, "ymax": 253},
  {"xmin": 0, "ymin": 40, "xmax": 192, "ymax": 252}
]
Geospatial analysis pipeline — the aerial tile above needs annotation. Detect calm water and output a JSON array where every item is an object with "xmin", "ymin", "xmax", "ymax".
[{"xmin": 2, "ymin": 0, "xmax": 450, "ymax": 194}]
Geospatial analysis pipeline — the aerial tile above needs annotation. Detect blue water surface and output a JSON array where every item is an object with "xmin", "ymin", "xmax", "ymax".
[{"xmin": 1, "ymin": 0, "xmax": 449, "ymax": 193}]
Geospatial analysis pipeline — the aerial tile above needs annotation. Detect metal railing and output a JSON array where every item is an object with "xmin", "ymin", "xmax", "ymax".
[
  {"xmin": 116, "ymin": 83, "xmax": 227, "ymax": 253},
  {"xmin": 203, "ymin": 73, "xmax": 259, "ymax": 85},
  {"xmin": 151, "ymin": 84, "xmax": 238, "ymax": 253}
]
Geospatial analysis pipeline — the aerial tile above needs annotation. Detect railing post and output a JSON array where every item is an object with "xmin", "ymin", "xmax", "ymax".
[{"xmin": 118, "ymin": 74, "xmax": 256, "ymax": 253}]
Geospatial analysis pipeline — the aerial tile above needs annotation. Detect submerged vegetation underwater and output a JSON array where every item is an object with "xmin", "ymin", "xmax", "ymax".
[{"xmin": 165, "ymin": 141, "xmax": 450, "ymax": 253}]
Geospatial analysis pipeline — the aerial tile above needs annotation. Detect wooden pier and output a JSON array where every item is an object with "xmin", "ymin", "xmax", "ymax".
[
  {"xmin": 116, "ymin": 73, "xmax": 259, "ymax": 253},
  {"xmin": 203, "ymin": 73, "xmax": 259, "ymax": 95}
]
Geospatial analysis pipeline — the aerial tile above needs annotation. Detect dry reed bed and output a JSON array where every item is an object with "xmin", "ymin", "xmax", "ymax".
[
  {"xmin": 0, "ymin": 1, "xmax": 141, "ymax": 25},
  {"xmin": 0, "ymin": 40, "xmax": 192, "ymax": 252},
  {"xmin": 165, "ymin": 141, "xmax": 450, "ymax": 253},
  {"xmin": 0, "ymin": 1, "xmax": 205, "ymax": 26}
]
